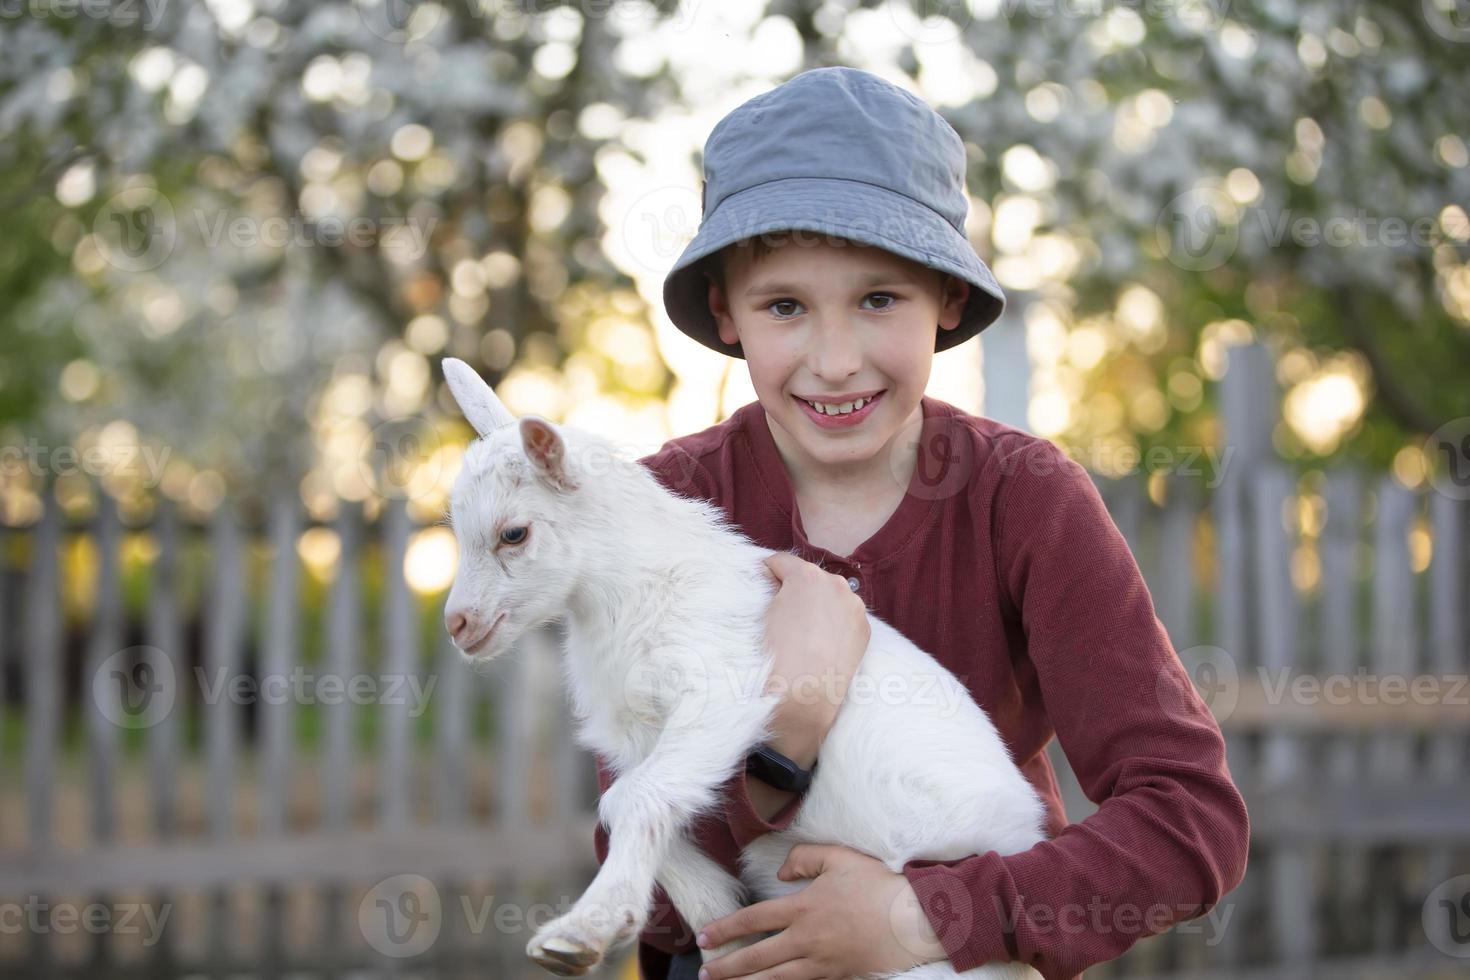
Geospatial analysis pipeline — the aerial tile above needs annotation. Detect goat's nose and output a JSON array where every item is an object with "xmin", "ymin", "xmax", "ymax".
[{"xmin": 445, "ymin": 609, "xmax": 470, "ymax": 642}]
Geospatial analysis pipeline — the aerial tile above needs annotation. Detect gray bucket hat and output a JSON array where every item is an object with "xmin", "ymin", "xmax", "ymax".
[{"xmin": 662, "ymin": 66, "xmax": 1006, "ymax": 359}]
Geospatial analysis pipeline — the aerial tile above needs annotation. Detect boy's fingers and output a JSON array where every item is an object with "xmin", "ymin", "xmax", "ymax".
[
  {"xmin": 777, "ymin": 842, "xmax": 830, "ymax": 881},
  {"xmin": 762, "ymin": 550, "xmax": 803, "ymax": 581},
  {"xmin": 698, "ymin": 894, "xmax": 800, "ymax": 949},
  {"xmin": 699, "ymin": 935, "xmax": 807, "ymax": 980}
]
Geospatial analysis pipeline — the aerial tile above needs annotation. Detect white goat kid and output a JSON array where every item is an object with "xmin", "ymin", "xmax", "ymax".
[{"xmin": 440, "ymin": 358, "xmax": 1046, "ymax": 980}]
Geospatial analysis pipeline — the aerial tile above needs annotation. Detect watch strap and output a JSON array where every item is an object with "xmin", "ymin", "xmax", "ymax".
[{"xmin": 745, "ymin": 743, "xmax": 816, "ymax": 794}]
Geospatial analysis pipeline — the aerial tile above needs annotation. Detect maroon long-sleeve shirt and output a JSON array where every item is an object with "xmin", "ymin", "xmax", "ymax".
[{"xmin": 592, "ymin": 394, "xmax": 1250, "ymax": 980}]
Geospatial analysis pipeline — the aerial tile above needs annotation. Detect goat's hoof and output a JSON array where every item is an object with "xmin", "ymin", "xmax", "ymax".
[{"xmin": 526, "ymin": 932, "xmax": 601, "ymax": 977}]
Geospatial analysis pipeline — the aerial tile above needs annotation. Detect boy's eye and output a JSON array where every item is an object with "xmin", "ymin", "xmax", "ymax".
[
  {"xmin": 766, "ymin": 293, "xmax": 898, "ymax": 318},
  {"xmin": 500, "ymin": 526, "xmax": 529, "ymax": 546}
]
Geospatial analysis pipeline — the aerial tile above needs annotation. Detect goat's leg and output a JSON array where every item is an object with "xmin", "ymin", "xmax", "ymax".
[
  {"xmin": 525, "ymin": 768, "xmax": 735, "ymax": 975},
  {"xmin": 655, "ymin": 833, "xmax": 761, "ymax": 962},
  {"xmin": 527, "ymin": 696, "xmax": 773, "ymax": 975}
]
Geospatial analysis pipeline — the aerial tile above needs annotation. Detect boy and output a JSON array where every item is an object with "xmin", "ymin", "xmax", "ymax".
[{"xmin": 592, "ymin": 66, "xmax": 1249, "ymax": 980}]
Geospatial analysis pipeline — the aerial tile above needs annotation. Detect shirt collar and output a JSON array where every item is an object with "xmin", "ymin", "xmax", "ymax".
[{"xmin": 737, "ymin": 394, "xmax": 948, "ymax": 570}]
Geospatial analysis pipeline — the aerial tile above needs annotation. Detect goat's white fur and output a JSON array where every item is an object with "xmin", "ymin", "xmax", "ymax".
[{"xmin": 441, "ymin": 358, "xmax": 1046, "ymax": 979}]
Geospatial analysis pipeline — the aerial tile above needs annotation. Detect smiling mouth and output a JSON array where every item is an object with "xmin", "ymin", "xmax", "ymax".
[
  {"xmin": 462, "ymin": 612, "xmax": 507, "ymax": 655},
  {"xmin": 793, "ymin": 389, "xmax": 887, "ymax": 426},
  {"xmin": 794, "ymin": 390, "xmax": 884, "ymax": 416}
]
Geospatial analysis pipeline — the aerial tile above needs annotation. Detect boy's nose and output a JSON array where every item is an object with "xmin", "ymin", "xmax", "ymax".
[{"xmin": 808, "ymin": 322, "xmax": 864, "ymax": 380}]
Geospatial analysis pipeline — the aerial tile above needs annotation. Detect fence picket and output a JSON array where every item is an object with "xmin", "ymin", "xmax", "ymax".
[
  {"xmin": 84, "ymin": 488, "xmax": 124, "ymax": 845},
  {"xmin": 203, "ymin": 500, "xmax": 246, "ymax": 969},
  {"xmin": 259, "ymin": 487, "xmax": 301, "ymax": 837},
  {"xmin": 1251, "ymin": 465, "xmax": 1314, "ymax": 962},
  {"xmin": 205, "ymin": 500, "xmax": 246, "ymax": 839},
  {"xmin": 1212, "ymin": 341, "xmax": 1272, "ymax": 968},
  {"xmin": 379, "ymin": 498, "xmax": 415, "ymax": 830},
  {"xmin": 23, "ymin": 488, "xmax": 61, "ymax": 853},
  {"xmin": 146, "ymin": 499, "xmax": 183, "ymax": 840},
  {"xmin": 1319, "ymin": 468, "xmax": 1366, "ymax": 950},
  {"xmin": 1368, "ymin": 478, "xmax": 1418, "ymax": 953},
  {"xmin": 323, "ymin": 502, "xmax": 361, "ymax": 830},
  {"xmin": 1207, "ymin": 473, "xmax": 1250, "ymax": 968},
  {"xmin": 1426, "ymin": 493, "xmax": 1466, "ymax": 891},
  {"xmin": 257, "ymin": 489, "xmax": 298, "ymax": 980},
  {"xmin": 1320, "ymin": 470, "xmax": 1363, "ymax": 777},
  {"xmin": 435, "ymin": 627, "xmax": 470, "ymax": 825}
]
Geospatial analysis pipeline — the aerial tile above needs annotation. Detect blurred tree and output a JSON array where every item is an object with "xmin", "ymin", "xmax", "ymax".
[
  {"xmin": 904, "ymin": 0, "xmax": 1470, "ymax": 471},
  {"xmin": 0, "ymin": 0, "xmax": 683, "ymax": 509},
  {"xmin": 1, "ymin": 0, "xmax": 1467, "ymax": 511}
]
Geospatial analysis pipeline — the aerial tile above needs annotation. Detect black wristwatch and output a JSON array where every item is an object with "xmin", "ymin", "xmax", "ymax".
[{"xmin": 745, "ymin": 743, "xmax": 816, "ymax": 794}]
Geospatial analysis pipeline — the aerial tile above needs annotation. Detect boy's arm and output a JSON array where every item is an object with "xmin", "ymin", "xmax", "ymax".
[
  {"xmin": 900, "ymin": 439, "xmax": 1250, "ymax": 978},
  {"xmin": 715, "ymin": 701, "xmax": 822, "ymax": 843}
]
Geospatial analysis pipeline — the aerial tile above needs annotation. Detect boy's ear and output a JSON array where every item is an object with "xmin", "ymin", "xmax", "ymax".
[
  {"xmin": 519, "ymin": 415, "xmax": 577, "ymax": 491},
  {"xmin": 707, "ymin": 277, "xmax": 740, "ymax": 347},
  {"xmin": 938, "ymin": 274, "xmax": 970, "ymax": 333},
  {"xmin": 443, "ymin": 357, "xmax": 516, "ymax": 437}
]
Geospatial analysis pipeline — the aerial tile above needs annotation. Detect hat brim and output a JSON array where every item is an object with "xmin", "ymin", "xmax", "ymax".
[{"xmin": 662, "ymin": 176, "xmax": 1006, "ymax": 359}]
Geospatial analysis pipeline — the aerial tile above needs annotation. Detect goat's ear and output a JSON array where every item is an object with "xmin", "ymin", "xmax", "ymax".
[
  {"xmin": 519, "ymin": 415, "xmax": 576, "ymax": 491},
  {"xmin": 442, "ymin": 357, "xmax": 516, "ymax": 437}
]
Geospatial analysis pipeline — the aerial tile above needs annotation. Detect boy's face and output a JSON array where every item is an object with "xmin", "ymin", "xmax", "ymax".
[{"xmin": 707, "ymin": 237, "xmax": 969, "ymax": 477}]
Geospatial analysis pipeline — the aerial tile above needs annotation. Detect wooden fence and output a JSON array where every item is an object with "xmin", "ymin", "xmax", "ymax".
[
  {"xmin": 0, "ymin": 341, "xmax": 1467, "ymax": 978},
  {"xmin": 1070, "ymin": 343, "xmax": 1470, "ymax": 977},
  {"xmin": 0, "ymin": 490, "xmax": 601, "ymax": 978}
]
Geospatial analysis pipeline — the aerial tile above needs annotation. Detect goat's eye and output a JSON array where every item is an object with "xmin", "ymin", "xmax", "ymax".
[{"xmin": 500, "ymin": 526, "xmax": 529, "ymax": 546}]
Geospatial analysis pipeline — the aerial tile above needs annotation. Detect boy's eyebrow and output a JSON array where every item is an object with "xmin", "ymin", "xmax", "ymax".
[{"xmin": 744, "ymin": 271, "xmax": 916, "ymax": 298}]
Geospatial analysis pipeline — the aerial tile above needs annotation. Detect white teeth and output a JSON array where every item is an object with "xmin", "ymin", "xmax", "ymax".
[{"xmin": 802, "ymin": 395, "xmax": 872, "ymax": 416}]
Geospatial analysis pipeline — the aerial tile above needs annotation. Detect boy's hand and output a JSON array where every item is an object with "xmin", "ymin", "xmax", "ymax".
[
  {"xmin": 693, "ymin": 843, "xmax": 948, "ymax": 980},
  {"xmin": 759, "ymin": 552, "xmax": 870, "ymax": 760}
]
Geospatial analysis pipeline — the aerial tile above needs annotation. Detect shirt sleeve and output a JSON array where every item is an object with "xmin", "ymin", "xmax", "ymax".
[{"xmin": 900, "ymin": 437, "xmax": 1251, "ymax": 979}]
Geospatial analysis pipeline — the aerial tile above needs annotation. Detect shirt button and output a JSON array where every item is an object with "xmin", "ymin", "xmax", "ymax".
[{"xmin": 846, "ymin": 575, "xmax": 861, "ymax": 592}]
